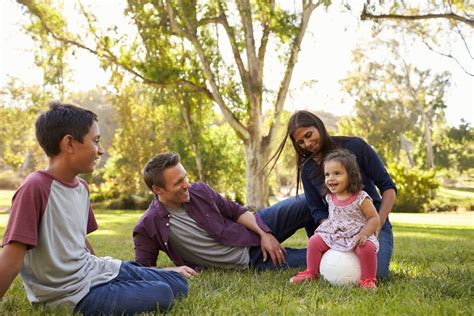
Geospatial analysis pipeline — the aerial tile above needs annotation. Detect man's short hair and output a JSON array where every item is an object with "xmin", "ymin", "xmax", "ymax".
[
  {"xmin": 143, "ymin": 152, "xmax": 181, "ymax": 191},
  {"xmin": 35, "ymin": 101, "xmax": 98, "ymax": 157}
]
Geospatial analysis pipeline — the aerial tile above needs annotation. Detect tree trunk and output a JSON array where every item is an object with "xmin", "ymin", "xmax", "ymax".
[
  {"xmin": 421, "ymin": 111, "xmax": 435, "ymax": 169},
  {"xmin": 244, "ymin": 137, "xmax": 270, "ymax": 210},
  {"xmin": 400, "ymin": 133, "xmax": 415, "ymax": 167},
  {"xmin": 181, "ymin": 93, "xmax": 205, "ymax": 182}
]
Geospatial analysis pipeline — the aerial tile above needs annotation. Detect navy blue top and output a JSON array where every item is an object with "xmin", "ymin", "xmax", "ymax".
[{"xmin": 301, "ymin": 136, "xmax": 397, "ymax": 225}]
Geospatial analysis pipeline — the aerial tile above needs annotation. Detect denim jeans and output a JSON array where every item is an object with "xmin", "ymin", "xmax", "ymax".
[
  {"xmin": 249, "ymin": 196, "xmax": 315, "ymax": 270},
  {"xmin": 377, "ymin": 219, "xmax": 394, "ymax": 279},
  {"xmin": 73, "ymin": 261, "xmax": 188, "ymax": 315}
]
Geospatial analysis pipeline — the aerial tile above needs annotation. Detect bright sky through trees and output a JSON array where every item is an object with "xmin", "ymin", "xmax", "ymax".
[{"xmin": 1, "ymin": 0, "xmax": 472, "ymax": 126}]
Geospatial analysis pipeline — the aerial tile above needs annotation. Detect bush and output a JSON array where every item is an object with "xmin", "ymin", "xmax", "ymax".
[
  {"xmin": 388, "ymin": 164, "xmax": 440, "ymax": 213},
  {"xmin": 426, "ymin": 201, "xmax": 457, "ymax": 213},
  {"xmin": 0, "ymin": 170, "xmax": 23, "ymax": 189},
  {"xmin": 92, "ymin": 193, "xmax": 153, "ymax": 210}
]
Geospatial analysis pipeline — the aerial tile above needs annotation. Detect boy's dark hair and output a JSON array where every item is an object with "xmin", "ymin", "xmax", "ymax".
[
  {"xmin": 35, "ymin": 101, "xmax": 98, "ymax": 157},
  {"xmin": 321, "ymin": 148, "xmax": 363, "ymax": 196},
  {"xmin": 143, "ymin": 152, "xmax": 181, "ymax": 191}
]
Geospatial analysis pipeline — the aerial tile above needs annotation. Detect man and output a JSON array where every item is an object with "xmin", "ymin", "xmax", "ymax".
[{"xmin": 133, "ymin": 152, "xmax": 315, "ymax": 273}]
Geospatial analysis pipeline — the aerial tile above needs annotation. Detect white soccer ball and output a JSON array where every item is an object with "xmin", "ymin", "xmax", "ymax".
[{"xmin": 320, "ymin": 249, "xmax": 361, "ymax": 286}]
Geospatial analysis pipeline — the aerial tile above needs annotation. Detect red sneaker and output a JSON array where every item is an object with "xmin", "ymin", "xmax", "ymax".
[
  {"xmin": 289, "ymin": 270, "xmax": 318, "ymax": 284},
  {"xmin": 359, "ymin": 278, "xmax": 377, "ymax": 289}
]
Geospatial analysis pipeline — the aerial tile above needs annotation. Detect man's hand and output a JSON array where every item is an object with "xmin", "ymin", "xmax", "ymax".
[
  {"xmin": 260, "ymin": 232, "xmax": 286, "ymax": 267},
  {"xmin": 163, "ymin": 266, "xmax": 198, "ymax": 278}
]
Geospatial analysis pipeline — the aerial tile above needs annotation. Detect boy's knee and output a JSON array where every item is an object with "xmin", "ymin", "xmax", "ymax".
[
  {"xmin": 155, "ymin": 283, "xmax": 175, "ymax": 312},
  {"xmin": 174, "ymin": 275, "xmax": 189, "ymax": 298}
]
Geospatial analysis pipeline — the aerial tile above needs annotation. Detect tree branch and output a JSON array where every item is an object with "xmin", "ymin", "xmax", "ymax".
[
  {"xmin": 236, "ymin": 0, "xmax": 263, "ymax": 127},
  {"xmin": 217, "ymin": 1, "xmax": 250, "ymax": 96},
  {"xmin": 455, "ymin": 25, "xmax": 473, "ymax": 59},
  {"xmin": 236, "ymin": 0, "xmax": 259, "ymax": 80},
  {"xmin": 172, "ymin": 0, "xmax": 250, "ymax": 140},
  {"xmin": 422, "ymin": 39, "xmax": 474, "ymax": 76},
  {"xmin": 257, "ymin": 0, "xmax": 275, "ymax": 84},
  {"xmin": 266, "ymin": 0, "xmax": 319, "ymax": 145},
  {"xmin": 361, "ymin": 3, "xmax": 474, "ymax": 27},
  {"xmin": 17, "ymin": 0, "xmax": 213, "ymax": 98}
]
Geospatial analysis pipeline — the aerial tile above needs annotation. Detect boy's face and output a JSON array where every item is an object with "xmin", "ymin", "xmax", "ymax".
[{"xmin": 71, "ymin": 121, "xmax": 104, "ymax": 174}]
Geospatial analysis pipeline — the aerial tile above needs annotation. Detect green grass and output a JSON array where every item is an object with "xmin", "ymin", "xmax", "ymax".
[
  {"xmin": 1, "ymin": 209, "xmax": 473, "ymax": 315},
  {"xmin": 0, "ymin": 190, "xmax": 14, "ymax": 213}
]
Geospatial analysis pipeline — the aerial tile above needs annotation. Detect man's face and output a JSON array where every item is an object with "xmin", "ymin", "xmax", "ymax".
[{"xmin": 154, "ymin": 163, "xmax": 191, "ymax": 208}]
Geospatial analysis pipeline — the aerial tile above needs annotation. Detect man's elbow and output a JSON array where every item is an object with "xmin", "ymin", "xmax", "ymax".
[{"xmin": 135, "ymin": 256, "xmax": 156, "ymax": 267}]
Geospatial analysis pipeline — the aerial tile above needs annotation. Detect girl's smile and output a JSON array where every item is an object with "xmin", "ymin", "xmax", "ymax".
[{"xmin": 324, "ymin": 160, "xmax": 350, "ymax": 199}]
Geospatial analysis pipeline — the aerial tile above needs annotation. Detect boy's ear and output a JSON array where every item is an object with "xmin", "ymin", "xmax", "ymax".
[{"xmin": 60, "ymin": 135, "xmax": 75, "ymax": 154}]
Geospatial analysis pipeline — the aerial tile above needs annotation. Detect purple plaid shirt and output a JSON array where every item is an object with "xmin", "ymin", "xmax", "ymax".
[{"xmin": 133, "ymin": 182, "xmax": 271, "ymax": 268}]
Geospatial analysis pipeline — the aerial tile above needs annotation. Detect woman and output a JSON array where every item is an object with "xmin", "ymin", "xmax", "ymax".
[{"xmin": 270, "ymin": 110, "xmax": 396, "ymax": 279}]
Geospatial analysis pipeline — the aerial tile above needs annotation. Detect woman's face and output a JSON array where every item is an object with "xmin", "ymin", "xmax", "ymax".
[{"xmin": 292, "ymin": 126, "xmax": 321, "ymax": 154}]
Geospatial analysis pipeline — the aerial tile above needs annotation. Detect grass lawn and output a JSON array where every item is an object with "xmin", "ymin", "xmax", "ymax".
[
  {"xmin": 0, "ymin": 190, "xmax": 14, "ymax": 213},
  {"xmin": 0, "ymin": 207, "xmax": 472, "ymax": 315}
]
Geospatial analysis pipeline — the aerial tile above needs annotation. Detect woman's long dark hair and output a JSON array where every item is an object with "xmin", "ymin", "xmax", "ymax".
[{"xmin": 264, "ymin": 110, "xmax": 336, "ymax": 196}]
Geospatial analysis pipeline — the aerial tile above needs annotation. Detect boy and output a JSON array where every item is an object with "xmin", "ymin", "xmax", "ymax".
[{"xmin": 0, "ymin": 102, "xmax": 190, "ymax": 314}]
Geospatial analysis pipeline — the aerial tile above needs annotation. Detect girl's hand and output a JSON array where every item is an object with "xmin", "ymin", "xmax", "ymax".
[{"xmin": 353, "ymin": 232, "xmax": 368, "ymax": 246}]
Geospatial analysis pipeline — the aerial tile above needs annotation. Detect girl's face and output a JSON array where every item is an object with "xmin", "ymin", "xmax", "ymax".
[
  {"xmin": 292, "ymin": 126, "xmax": 321, "ymax": 155},
  {"xmin": 324, "ymin": 159, "xmax": 350, "ymax": 197}
]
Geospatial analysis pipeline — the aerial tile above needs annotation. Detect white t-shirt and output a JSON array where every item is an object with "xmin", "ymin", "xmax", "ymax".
[{"xmin": 2, "ymin": 171, "xmax": 121, "ymax": 310}]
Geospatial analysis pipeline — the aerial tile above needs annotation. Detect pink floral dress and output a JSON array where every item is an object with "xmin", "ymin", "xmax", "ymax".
[{"xmin": 316, "ymin": 191, "xmax": 379, "ymax": 252}]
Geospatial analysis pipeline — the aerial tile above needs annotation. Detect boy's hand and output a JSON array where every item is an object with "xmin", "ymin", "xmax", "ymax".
[{"xmin": 353, "ymin": 233, "xmax": 368, "ymax": 246}]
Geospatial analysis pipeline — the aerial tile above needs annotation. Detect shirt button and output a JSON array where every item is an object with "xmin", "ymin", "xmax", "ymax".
[
  {"xmin": 166, "ymin": 223, "xmax": 169, "ymax": 226},
  {"xmin": 168, "ymin": 214, "xmax": 171, "ymax": 218},
  {"xmin": 164, "ymin": 242, "xmax": 168, "ymax": 246}
]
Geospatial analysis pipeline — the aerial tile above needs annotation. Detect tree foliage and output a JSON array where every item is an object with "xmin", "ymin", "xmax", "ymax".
[
  {"xmin": 94, "ymin": 81, "xmax": 246, "ymax": 207},
  {"xmin": 388, "ymin": 163, "xmax": 440, "ymax": 213},
  {"xmin": 0, "ymin": 78, "xmax": 49, "ymax": 174},
  {"xmin": 361, "ymin": 0, "xmax": 473, "ymax": 76},
  {"xmin": 340, "ymin": 39, "xmax": 451, "ymax": 170},
  {"xmin": 16, "ymin": 0, "xmax": 324, "ymax": 208}
]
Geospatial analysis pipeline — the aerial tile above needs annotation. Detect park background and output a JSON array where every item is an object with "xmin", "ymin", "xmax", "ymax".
[{"xmin": 0, "ymin": 0, "xmax": 473, "ymax": 314}]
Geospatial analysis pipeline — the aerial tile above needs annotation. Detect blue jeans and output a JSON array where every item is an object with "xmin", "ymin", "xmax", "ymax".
[
  {"xmin": 249, "ymin": 196, "xmax": 315, "ymax": 270},
  {"xmin": 74, "ymin": 261, "xmax": 188, "ymax": 315},
  {"xmin": 377, "ymin": 219, "xmax": 394, "ymax": 279}
]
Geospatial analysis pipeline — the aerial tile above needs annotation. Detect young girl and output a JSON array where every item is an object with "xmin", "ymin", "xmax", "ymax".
[{"xmin": 290, "ymin": 149, "xmax": 380, "ymax": 288}]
